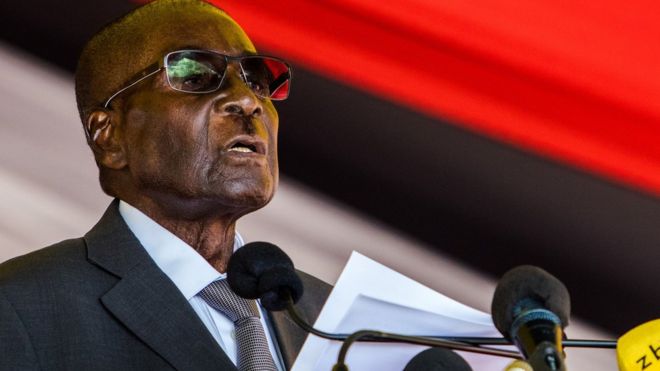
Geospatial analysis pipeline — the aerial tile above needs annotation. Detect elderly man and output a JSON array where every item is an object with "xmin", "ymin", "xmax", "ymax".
[{"xmin": 0, "ymin": 0, "xmax": 330, "ymax": 370}]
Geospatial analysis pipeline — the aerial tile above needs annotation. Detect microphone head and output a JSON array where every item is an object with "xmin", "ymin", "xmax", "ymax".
[
  {"xmin": 403, "ymin": 348, "xmax": 473, "ymax": 371},
  {"xmin": 226, "ymin": 241, "xmax": 303, "ymax": 311},
  {"xmin": 617, "ymin": 319, "xmax": 660, "ymax": 371},
  {"xmin": 491, "ymin": 265, "xmax": 570, "ymax": 339}
]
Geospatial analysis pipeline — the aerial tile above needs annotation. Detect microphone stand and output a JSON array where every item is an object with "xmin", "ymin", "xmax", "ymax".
[
  {"xmin": 281, "ymin": 294, "xmax": 615, "ymax": 349},
  {"xmin": 332, "ymin": 329, "xmax": 518, "ymax": 371},
  {"xmin": 283, "ymin": 294, "xmax": 521, "ymax": 358},
  {"xmin": 282, "ymin": 293, "xmax": 616, "ymax": 370},
  {"xmin": 435, "ymin": 337, "xmax": 616, "ymax": 349}
]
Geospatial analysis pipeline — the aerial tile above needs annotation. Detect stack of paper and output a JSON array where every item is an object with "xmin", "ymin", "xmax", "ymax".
[{"xmin": 292, "ymin": 251, "xmax": 514, "ymax": 370}]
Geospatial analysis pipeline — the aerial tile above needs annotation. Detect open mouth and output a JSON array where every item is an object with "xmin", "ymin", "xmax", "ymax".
[
  {"xmin": 228, "ymin": 142, "xmax": 257, "ymax": 153},
  {"xmin": 225, "ymin": 136, "xmax": 266, "ymax": 155}
]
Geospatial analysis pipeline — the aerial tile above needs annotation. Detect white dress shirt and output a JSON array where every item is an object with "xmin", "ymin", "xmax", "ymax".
[{"xmin": 118, "ymin": 201, "xmax": 284, "ymax": 371}]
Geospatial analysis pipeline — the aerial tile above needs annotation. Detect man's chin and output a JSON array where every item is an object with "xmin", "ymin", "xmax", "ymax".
[
  {"xmin": 201, "ymin": 179, "xmax": 276, "ymax": 214},
  {"xmin": 226, "ymin": 188, "xmax": 275, "ymax": 212},
  {"xmin": 135, "ymin": 184, "xmax": 273, "ymax": 220}
]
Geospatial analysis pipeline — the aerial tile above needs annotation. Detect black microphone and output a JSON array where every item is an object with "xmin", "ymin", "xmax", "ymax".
[
  {"xmin": 491, "ymin": 265, "xmax": 570, "ymax": 371},
  {"xmin": 403, "ymin": 348, "xmax": 473, "ymax": 371},
  {"xmin": 226, "ymin": 241, "xmax": 303, "ymax": 310}
]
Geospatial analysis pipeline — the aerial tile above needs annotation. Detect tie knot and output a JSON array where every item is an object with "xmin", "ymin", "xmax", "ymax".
[{"xmin": 199, "ymin": 279, "xmax": 260, "ymax": 323}]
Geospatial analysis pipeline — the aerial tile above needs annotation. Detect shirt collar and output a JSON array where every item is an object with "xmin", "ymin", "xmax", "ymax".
[{"xmin": 118, "ymin": 200, "xmax": 245, "ymax": 300}]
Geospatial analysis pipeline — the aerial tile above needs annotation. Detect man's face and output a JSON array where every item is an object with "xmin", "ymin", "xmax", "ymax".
[{"xmin": 115, "ymin": 13, "xmax": 279, "ymax": 218}]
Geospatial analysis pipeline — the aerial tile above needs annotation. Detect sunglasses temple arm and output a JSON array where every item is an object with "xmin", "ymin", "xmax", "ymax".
[{"xmin": 103, "ymin": 67, "xmax": 163, "ymax": 109}]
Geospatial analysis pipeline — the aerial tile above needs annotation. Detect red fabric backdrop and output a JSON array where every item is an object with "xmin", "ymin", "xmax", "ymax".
[{"xmin": 216, "ymin": 0, "xmax": 660, "ymax": 195}]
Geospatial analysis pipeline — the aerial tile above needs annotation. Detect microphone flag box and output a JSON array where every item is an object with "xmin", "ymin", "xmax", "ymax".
[{"xmin": 617, "ymin": 319, "xmax": 660, "ymax": 371}]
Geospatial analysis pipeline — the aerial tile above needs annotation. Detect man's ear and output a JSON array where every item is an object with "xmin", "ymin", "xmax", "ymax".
[{"xmin": 85, "ymin": 109, "xmax": 127, "ymax": 170}]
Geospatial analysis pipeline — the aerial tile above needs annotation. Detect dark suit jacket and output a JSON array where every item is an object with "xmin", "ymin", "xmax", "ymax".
[{"xmin": 0, "ymin": 201, "xmax": 331, "ymax": 370}]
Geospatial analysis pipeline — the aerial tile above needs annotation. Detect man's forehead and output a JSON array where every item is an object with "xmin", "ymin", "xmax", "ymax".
[{"xmin": 145, "ymin": 12, "xmax": 256, "ymax": 59}]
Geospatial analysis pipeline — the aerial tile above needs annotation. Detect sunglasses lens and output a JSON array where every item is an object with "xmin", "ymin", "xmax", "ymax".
[
  {"xmin": 241, "ymin": 57, "xmax": 291, "ymax": 100},
  {"xmin": 165, "ymin": 51, "xmax": 291, "ymax": 100},
  {"xmin": 165, "ymin": 51, "xmax": 224, "ymax": 93}
]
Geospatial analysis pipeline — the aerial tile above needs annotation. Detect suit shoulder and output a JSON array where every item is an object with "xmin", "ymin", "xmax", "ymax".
[{"xmin": 0, "ymin": 238, "xmax": 87, "ymax": 286}]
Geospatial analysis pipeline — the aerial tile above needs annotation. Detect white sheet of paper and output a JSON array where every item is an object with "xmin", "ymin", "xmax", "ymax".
[{"xmin": 292, "ymin": 251, "xmax": 514, "ymax": 370}]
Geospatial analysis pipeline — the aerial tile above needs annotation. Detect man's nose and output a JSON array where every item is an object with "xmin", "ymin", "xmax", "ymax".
[{"xmin": 214, "ymin": 69, "xmax": 263, "ymax": 117}]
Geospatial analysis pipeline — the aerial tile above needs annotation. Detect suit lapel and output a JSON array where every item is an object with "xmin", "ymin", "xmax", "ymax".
[{"xmin": 86, "ymin": 200, "xmax": 235, "ymax": 371}]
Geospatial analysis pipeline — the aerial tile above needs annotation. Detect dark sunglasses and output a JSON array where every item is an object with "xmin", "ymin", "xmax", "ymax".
[{"xmin": 103, "ymin": 49, "xmax": 292, "ymax": 108}]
